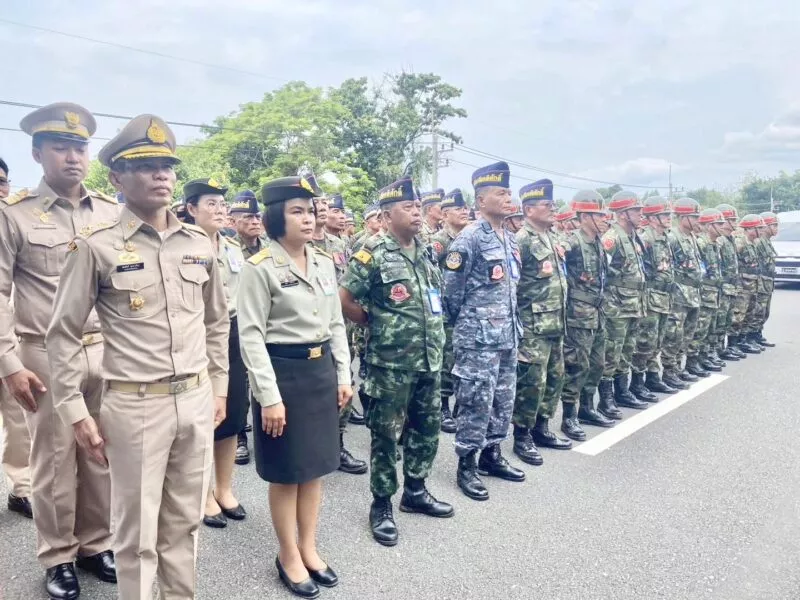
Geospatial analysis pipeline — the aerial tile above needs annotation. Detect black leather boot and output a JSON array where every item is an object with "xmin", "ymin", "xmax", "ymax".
[
  {"xmin": 560, "ymin": 403, "xmax": 586, "ymax": 441},
  {"xmin": 577, "ymin": 391, "xmax": 614, "ymax": 427},
  {"xmin": 613, "ymin": 374, "xmax": 648, "ymax": 409},
  {"xmin": 338, "ymin": 433, "xmax": 367, "ymax": 475},
  {"xmin": 512, "ymin": 425, "xmax": 544, "ymax": 465},
  {"xmin": 478, "ymin": 444, "xmax": 526, "ymax": 481},
  {"xmin": 399, "ymin": 478, "xmax": 454, "ymax": 518},
  {"xmin": 597, "ymin": 379, "xmax": 623, "ymax": 420},
  {"xmin": 748, "ymin": 332, "xmax": 767, "ymax": 350},
  {"xmin": 678, "ymin": 368, "xmax": 699, "ymax": 382},
  {"xmin": 629, "ymin": 371, "xmax": 658, "ymax": 403},
  {"xmin": 645, "ymin": 371, "xmax": 676, "ymax": 394},
  {"xmin": 699, "ymin": 355, "xmax": 722, "ymax": 372},
  {"xmin": 757, "ymin": 331, "xmax": 775, "ymax": 347},
  {"xmin": 531, "ymin": 415, "xmax": 573, "ymax": 449},
  {"xmin": 440, "ymin": 396, "xmax": 456, "ymax": 434},
  {"xmin": 457, "ymin": 451, "xmax": 489, "ymax": 501},
  {"xmin": 719, "ymin": 342, "xmax": 741, "ymax": 361},
  {"xmin": 348, "ymin": 406, "xmax": 365, "ymax": 425},
  {"xmin": 737, "ymin": 335, "xmax": 761, "ymax": 354},
  {"xmin": 662, "ymin": 369, "xmax": 688, "ymax": 390},
  {"xmin": 369, "ymin": 496, "xmax": 398, "ymax": 546},
  {"xmin": 685, "ymin": 357, "xmax": 710, "ymax": 378},
  {"xmin": 708, "ymin": 349, "xmax": 726, "ymax": 367},
  {"xmin": 235, "ymin": 431, "xmax": 249, "ymax": 465},
  {"xmin": 46, "ymin": 563, "xmax": 80, "ymax": 600}
]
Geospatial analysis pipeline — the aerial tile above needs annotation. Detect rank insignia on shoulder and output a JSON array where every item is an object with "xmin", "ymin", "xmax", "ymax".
[
  {"xmin": 445, "ymin": 251, "xmax": 464, "ymax": 271},
  {"xmin": 353, "ymin": 249, "xmax": 372, "ymax": 264},
  {"xmin": 248, "ymin": 248, "xmax": 272, "ymax": 265}
]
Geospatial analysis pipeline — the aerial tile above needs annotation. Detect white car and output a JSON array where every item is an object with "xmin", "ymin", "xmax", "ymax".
[{"xmin": 774, "ymin": 210, "xmax": 800, "ymax": 283}]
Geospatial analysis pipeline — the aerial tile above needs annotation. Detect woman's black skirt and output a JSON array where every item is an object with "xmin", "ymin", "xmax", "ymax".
[
  {"xmin": 215, "ymin": 318, "xmax": 249, "ymax": 441},
  {"xmin": 251, "ymin": 343, "xmax": 339, "ymax": 484}
]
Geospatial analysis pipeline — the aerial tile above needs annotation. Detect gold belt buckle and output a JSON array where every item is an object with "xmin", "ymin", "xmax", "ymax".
[
  {"xmin": 308, "ymin": 346, "xmax": 322, "ymax": 360},
  {"xmin": 82, "ymin": 334, "xmax": 95, "ymax": 346}
]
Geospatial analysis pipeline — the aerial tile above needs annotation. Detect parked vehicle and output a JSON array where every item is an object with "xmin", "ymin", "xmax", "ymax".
[{"xmin": 774, "ymin": 210, "xmax": 800, "ymax": 283}]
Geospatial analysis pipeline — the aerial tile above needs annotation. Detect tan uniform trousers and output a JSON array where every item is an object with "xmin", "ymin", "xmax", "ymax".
[
  {"xmin": 1, "ymin": 381, "xmax": 31, "ymax": 497},
  {"xmin": 20, "ymin": 339, "xmax": 112, "ymax": 568},
  {"xmin": 100, "ymin": 378, "xmax": 214, "ymax": 600}
]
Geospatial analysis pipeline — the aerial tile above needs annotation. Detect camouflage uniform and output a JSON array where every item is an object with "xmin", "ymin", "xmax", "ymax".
[
  {"xmin": 236, "ymin": 234, "xmax": 267, "ymax": 260},
  {"xmin": 732, "ymin": 228, "xmax": 761, "ymax": 341},
  {"xmin": 715, "ymin": 232, "xmax": 740, "ymax": 358},
  {"xmin": 341, "ymin": 232, "xmax": 444, "ymax": 498},
  {"xmin": 443, "ymin": 220, "xmax": 522, "ymax": 457},
  {"xmin": 693, "ymin": 230, "xmax": 722, "ymax": 365},
  {"xmin": 751, "ymin": 234, "xmax": 775, "ymax": 336},
  {"xmin": 430, "ymin": 227, "xmax": 459, "ymax": 402}
]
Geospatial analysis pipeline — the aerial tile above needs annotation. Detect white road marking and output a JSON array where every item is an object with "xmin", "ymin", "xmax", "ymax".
[{"xmin": 573, "ymin": 374, "xmax": 728, "ymax": 456}]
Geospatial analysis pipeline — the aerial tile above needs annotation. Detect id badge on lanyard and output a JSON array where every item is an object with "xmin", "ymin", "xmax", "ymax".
[
  {"xmin": 427, "ymin": 289, "xmax": 443, "ymax": 314},
  {"xmin": 226, "ymin": 247, "xmax": 243, "ymax": 273}
]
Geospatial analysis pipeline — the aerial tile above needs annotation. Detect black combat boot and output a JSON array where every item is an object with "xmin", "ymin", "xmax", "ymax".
[
  {"xmin": 737, "ymin": 335, "xmax": 761, "ymax": 354},
  {"xmin": 645, "ymin": 371, "xmax": 676, "ymax": 394},
  {"xmin": 440, "ymin": 396, "xmax": 456, "ymax": 434},
  {"xmin": 338, "ymin": 434, "xmax": 367, "ymax": 475},
  {"xmin": 235, "ymin": 431, "xmax": 250, "ymax": 465},
  {"xmin": 478, "ymin": 444, "xmax": 526, "ymax": 481},
  {"xmin": 531, "ymin": 415, "xmax": 573, "ymax": 449},
  {"xmin": 698, "ymin": 355, "xmax": 722, "ymax": 372},
  {"xmin": 678, "ymin": 366, "xmax": 699, "ymax": 382},
  {"xmin": 348, "ymin": 406, "xmax": 365, "ymax": 425},
  {"xmin": 399, "ymin": 478, "xmax": 454, "ymax": 518},
  {"xmin": 613, "ymin": 374, "xmax": 648, "ymax": 409},
  {"xmin": 597, "ymin": 379, "xmax": 623, "ymax": 420},
  {"xmin": 662, "ymin": 369, "xmax": 688, "ymax": 390},
  {"xmin": 748, "ymin": 332, "xmax": 767, "ymax": 351},
  {"xmin": 725, "ymin": 336, "xmax": 747, "ymax": 358},
  {"xmin": 560, "ymin": 403, "xmax": 587, "ymax": 441},
  {"xmin": 512, "ymin": 425, "xmax": 543, "ymax": 466},
  {"xmin": 685, "ymin": 356, "xmax": 710, "ymax": 378},
  {"xmin": 577, "ymin": 390, "xmax": 614, "ymax": 427},
  {"xmin": 757, "ymin": 331, "xmax": 775, "ymax": 347},
  {"xmin": 719, "ymin": 340, "xmax": 741, "ymax": 361},
  {"xmin": 457, "ymin": 451, "xmax": 489, "ymax": 501},
  {"xmin": 708, "ymin": 347, "xmax": 726, "ymax": 367},
  {"xmin": 369, "ymin": 496, "xmax": 398, "ymax": 546},
  {"xmin": 629, "ymin": 371, "xmax": 659, "ymax": 403}
]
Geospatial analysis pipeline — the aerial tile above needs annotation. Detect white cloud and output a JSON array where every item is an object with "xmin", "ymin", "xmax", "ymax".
[
  {"xmin": 719, "ymin": 109, "xmax": 800, "ymax": 162},
  {"xmin": 578, "ymin": 157, "xmax": 678, "ymax": 186}
]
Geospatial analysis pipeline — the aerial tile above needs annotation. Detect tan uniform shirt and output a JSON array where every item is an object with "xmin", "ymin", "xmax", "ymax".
[
  {"xmin": 45, "ymin": 207, "xmax": 230, "ymax": 425},
  {"xmin": 237, "ymin": 240, "xmax": 350, "ymax": 407},
  {"xmin": 0, "ymin": 179, "xmax": 121, "ymax": 377},
  {"xmin": 216, "ymin": 234, "xmax": 245, "ymax": 318}
]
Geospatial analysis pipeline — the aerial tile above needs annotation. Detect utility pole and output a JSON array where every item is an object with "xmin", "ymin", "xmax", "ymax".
[
  {"xmin": 432, "ymin": 132, "xmax": 439, "ymax": 188},
  {"xmin": 668, "ymin": 164, "xmax": 673, "ymax": 201}
]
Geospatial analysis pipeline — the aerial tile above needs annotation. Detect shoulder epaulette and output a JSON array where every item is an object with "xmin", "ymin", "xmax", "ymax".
[
  {"xmin": 2, "ymin": 188, "xmax": 36, "ymax": 206},
  {"xmin": 364, "ymin": 235, "xmax": 384, "ymax": 252},
  {"xmin": 247, "ymin": 247, "xmax": 272, "ymax": 265},
  {"xmin": 181, "ymin": 223, "xmax": 210, "ymax": 236},
  {"xmin": 89, "ymin": 190, "xmax": 118, "ymax": 204},
  {"xmin": 313, "ymin": 246, "xmax": 332, "ymax": 259},
  {"xmin": 83, "ymin": 219, "xmax": 120, "ymax": 238},
  {"xmin": 224, "ymin": 236, "xmax": 241, "ymax": 248}
]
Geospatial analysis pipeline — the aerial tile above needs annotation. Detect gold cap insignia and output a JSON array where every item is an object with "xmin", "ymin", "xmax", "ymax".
[
  {"xmin": 300, "ymin": 178, "xmax": 314, "ymax": 194},
  {"xmin": 208, "ymin": 177, "xmax": 221, "ymax": 189},
  {"xmin": 146, "ymin": 121, "xmax": 167, "ymax": 144},
  {"xmin": 64, "ymin": 112, "xmax": 80, "ymax": 129}
]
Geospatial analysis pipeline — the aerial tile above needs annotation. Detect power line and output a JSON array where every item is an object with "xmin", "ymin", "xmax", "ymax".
[
  {"xmin": 0, "ymin": 18, "xmax": 288, "ymax": 83},
  {"xmin": 446, "ymin": 157, "xmax": 584, "ymax": 191}
]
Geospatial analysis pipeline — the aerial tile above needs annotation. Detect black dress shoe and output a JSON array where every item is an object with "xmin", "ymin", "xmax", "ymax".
[
  {"xmin": 7, "ymin": 493, "xmax": 33, "ymax": 518},
  {"xmin": 46, "ymin": 563, "xmax": 80, "ymax": 600},
  {"xmin": 512, "ymin": 426, "xmax": 544, "ymax": 465},
  {"xmin": 645, "ymin": 371, "xmax": 676, "ymax": 394},
  {"xmin": 76, "ymin": 550, "xmax": 116, "ymax": 583},
  {"xmin": 217, "ymin": 499, "xmax": 247, "ymax": 521},
  {"xmin": 532, "ymin": 416, "xmax": 573, "ymax": 449},
  {"xmin": 275, "ymin": 557, "xmax": 320, "ymax": 599},
  {"xmin": 348, "ymin": 407, "xmax": 365, "ymax": 425},
  {"xmin": 306, "ymin": 564, "xmax": 338, "ymax": 588},
  {"xmin": 457, "ymin": 451, "xmax": 489, "ymax": 501},
  {"xmin": 478, "ymin": 444, "xmax": 526, "ymax": 481},
  {"xmin": 369, "ymin": 497, "xmax": 399, "ymax": 546},
  {"xmin": 399, "ymin": 478, "xmax": 454, "ymax": 518},
  {"xmin": 338, "ymin": 434, "xmax": 367, "ymax": 475},
  {"xmin": 440, "ymin": 398, "xmax": 457, "ymax": 434},
  {"xmin": 203, "ymin": 512, "xmax": 228, "ymax": 528},
  {"xmin": 235, "ymin": 432, "xmax": 250, "ymax": 465}
]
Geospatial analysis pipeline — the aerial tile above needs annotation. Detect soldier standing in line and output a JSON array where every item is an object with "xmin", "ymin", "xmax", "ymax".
[
  {"xmin": 714, "ymin": 204, "xmax": 746, "ymax": 362},
  {"xmin": 0, "ymin": 103, "xmax": 118, "ymax": 599},
  {"xmin": 442, "ymin": 162, "xmax": 526, "ymax": 502},
  {"xmin": 754, "ymin": 212, "xmax": 778, "ymax": 347},
  {"xmin": 728, "ymin": 215, "xmax": 762, "ymax": 355},
  {"xmin": 230, "ymin": 190, "xmax": 267, "ymax": 257},
  {"xmin": 739, "ymin": 215, "xmax": 770, "ymax": 351},
  {"xmin": 632, "ymin": 196, "xmax": 681, "ymax": 395},
  {"xmin": 46, "ymin": 114, "xmax": 229, "ymax": 600},
  {"xmin": 420, "ymin": 189, "xmax": 444, "ymax": 244},
  {"xmin": 340, "ymin": 176, "xmax": 453, "ymax": 547},
  {"xmin": 429, "ymin": 189, "xmax": 469, "ymax": 434},
  {"xmin": 350, "ymin": 202, "xmax": 381, "ymax": 251},
  {"xmin": 511, "ymin": 179, "xmax": 576, "ymax": 465},
  {"xmin": 598, "ymin": 190, "xmax": 652, "ymax": 413},
  {"xmin": 661, "ymin": 198, "xmax": 705, "ymax": 385},
  {"xmin": 344, "ymin": 209, "xmax": 356, "ymax": 239},
  {"xmin": 559, "ymin": 191, "xmax": 618, "ymax": 428},
  {"xmin": 553, "ymin": 204, "xmax": 579, "ymax": 241},
  {"xmin": 505, "ymin": 199, "xmax": 524, "ymax": 234},
  {"xmin": 692, "ymin": 209, "xmax": 727, "ymax": 373}
]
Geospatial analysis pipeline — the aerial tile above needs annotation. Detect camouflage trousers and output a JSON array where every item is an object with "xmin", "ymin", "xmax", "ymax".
[
  {"xmin": 731, "ymin": 281, "xmax": 756, "ymax": 335},
  {"xmin": 661, "ymin": 305, "xmax": 698, "ymax": 371},
  {"xmin": 453, "ymin": 348, "xmax": 516, "ymax": 458},
  {"xmin": 363, "ymin": 365, "xmax": 441, "ymax": 498},
  {"xmin": 745, "ymin": 291, "xmax": 770, "ymax": 334},
  {"xmin": 513, "ymin": 335, "xmax": 564, "ymax": 426},
  {"xmin": 602, "ymin": 316, "xmax": 637, "ymax": 379},
  {"xmin": 631, "ymin": 310, "xmax": 669, "ymax": 374},
  {"xmin": 690, "ymin": 306, "xmax": 717, "ymax": 357},
  {"xmin": 715, "ymin": 294, "xmax": 736, "ymax": 348},
  {"xmin": 562, "ymin": 325, "xmax": 605, "ymax": 404},
  {"xmin": 440, "ymin": 325, "xmax": 455, "ymax": 399}
]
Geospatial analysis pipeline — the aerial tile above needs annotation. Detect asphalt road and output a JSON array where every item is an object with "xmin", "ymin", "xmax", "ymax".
[{"xmin": 2, "ymin": 289, "xmax": 799, "ymax": 600}]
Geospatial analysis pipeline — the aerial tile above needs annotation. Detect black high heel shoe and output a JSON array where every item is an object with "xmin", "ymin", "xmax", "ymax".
[
  {"xmin": 305, "ymin": 563, "xmax": 338, "ymax": 588},
  {"xmin": 275, "ymin": 557, "xmax": 320, "ymax": 599}
]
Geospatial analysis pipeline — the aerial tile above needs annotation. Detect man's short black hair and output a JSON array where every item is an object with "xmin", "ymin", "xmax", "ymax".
[{"xmin": 0, "ymin": 157, "xmax": 8, "ymax": 177}]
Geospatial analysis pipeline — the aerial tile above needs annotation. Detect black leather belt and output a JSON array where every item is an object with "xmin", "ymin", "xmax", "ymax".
[{"xmin": 267, "ymin": 342, "xmax": 331, "ymax": 360}]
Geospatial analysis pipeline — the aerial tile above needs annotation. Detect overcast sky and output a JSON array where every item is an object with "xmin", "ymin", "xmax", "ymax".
[{"xmin": 2, "ymin": 0, "xmax": 798, "ymax": 199}]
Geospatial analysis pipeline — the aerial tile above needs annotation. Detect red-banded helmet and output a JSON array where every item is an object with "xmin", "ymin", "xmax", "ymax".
[
  {"xmin": 759, "ymin": 211, "xmax": 778, "ymax": 225},
  {"xmin": 570, "ymin": 190, "xmax": 604, "ymax": 214},
  {"xmin": 607, "ymin": 190, "xmax": 642, "ymax": 212},
  {"xmin": 716, "ymin": 203, "xmax": 738, "ymax": 220},
  {"xmin": 698, "ymin": 208, "xmax": 725, "ymax": 225},
  {"xmin": 672, "ymin": 197, "xmax": 700, "ymax": 216},
  {"xmin": 739, "ymin": 214, "xmax": 764, "ymax": 229},
  {"xmin": 641, "ymin": 195, "xmax": 670, "ymax": 215}
]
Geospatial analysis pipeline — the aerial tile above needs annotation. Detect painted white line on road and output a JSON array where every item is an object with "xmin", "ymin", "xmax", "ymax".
[{"xmin": 573, "ymin": 373, "xmax": 728, "ymax": 456}]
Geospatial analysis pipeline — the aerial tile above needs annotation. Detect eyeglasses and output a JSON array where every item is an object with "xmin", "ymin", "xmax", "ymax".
[{"xmin": 200, "ymin": 200, "xmax": 228, "ymax": 211}]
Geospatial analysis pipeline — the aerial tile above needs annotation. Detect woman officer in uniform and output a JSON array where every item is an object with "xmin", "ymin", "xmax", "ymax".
[
  {"xmin": 238, "ymin": 176, "xmax": 352, "ymax": 599},
  {"xmin": 181, "ymin": 178, "xmax": 249, "ymax": 528}
]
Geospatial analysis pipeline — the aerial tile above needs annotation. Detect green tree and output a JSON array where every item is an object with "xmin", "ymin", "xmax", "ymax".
[{"xmin": 84, "ymin": 161, "xmax": 114, "ymax": 195}]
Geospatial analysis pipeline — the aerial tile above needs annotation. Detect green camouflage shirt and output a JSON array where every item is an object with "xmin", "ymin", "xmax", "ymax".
[
  {"xmin": 734, "ymin": 234, "xmax": 760, "ymax": 292},
  {"xmin": 563, "ymin": 229, "xmax": 606, "ymax": 330},
  {"xmin": 429, "ymin": 227, "xmax": 458, "ymax": 265},
  {"xmin": 696, "ymin": 233, "xmax": 722, "ymax": 309},
  {"xmin": 639, "ymin": 226, "xmax": 674, "ymax": 315},
  {"xmin": 716, "ymin": 235, "xmax": 740, "ymax": 296},
  {"xmin": 236, "ymin": 234, "xmax": 268, "ymax": 260},
  {"xmin": 341, "ymin": 232, "xmax": 444, "ymax": 372},
  {"xmin": 600, "ymin": 222, "xmax": 646, "ymax": 318},
  {"xmin": 515, "ymin": 223, "xmax": 567, "ymax": 338},
  {"xmin": 311, "ymin": 233, "xmax": 348, "ymax": 282},
  {"xmin": 667, "ymin": 227, "xmax": 702, "ymax": 308}
]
